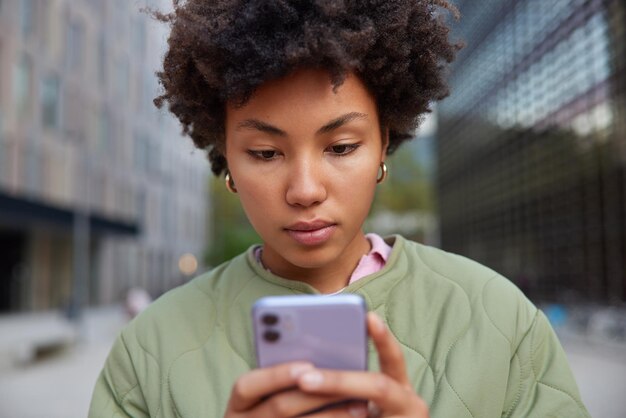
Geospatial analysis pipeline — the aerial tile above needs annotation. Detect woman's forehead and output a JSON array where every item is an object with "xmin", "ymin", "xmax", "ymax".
[{"xmin": 225, "ymin": 69, "xmax": 379, "ymax": 128}]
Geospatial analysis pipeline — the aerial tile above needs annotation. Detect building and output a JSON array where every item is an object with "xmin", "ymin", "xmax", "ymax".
[
  {"xmin": 0, "ymin": 0, "xmax": 209, "ymax": 315},
  {"xmin": 437, "ymin": 0, "xmax": 625, "ymax": 303}
]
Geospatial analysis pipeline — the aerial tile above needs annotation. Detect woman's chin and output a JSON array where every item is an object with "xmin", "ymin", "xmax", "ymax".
[{"xmin": 267, "ymin": 245, "xmax": 343, "ymax": 274}]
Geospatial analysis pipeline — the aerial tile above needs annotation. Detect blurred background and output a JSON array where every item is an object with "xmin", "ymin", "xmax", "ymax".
[{"xmin": 0, "ymin": 0, "xmax": 624, "ymax": 417}]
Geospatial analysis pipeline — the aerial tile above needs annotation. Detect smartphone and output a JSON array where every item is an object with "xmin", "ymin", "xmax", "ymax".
[{"xmin": 252, "ymin": 294, "xmax": 368, "ymax": 371}]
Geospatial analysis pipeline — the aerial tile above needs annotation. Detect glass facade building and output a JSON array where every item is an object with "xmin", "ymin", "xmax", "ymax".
[{"xmin": 437, "ymin": 0, "xmax": 626, "ymax": 303}]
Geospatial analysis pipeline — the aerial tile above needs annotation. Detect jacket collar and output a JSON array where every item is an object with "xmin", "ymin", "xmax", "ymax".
[{"xmin": 243, "ymin": 235, "xmax": 407, "ymax": 309}]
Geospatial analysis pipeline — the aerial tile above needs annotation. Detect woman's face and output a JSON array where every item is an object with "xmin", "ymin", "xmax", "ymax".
[{"xmin": 225, "ymin": 69, "xmax": 387, "ymax": 286}]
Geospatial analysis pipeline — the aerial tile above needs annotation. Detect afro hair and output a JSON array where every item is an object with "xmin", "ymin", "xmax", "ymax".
[{"xmin": 153, "ymin": 0, "xmax": 462, "ymax": 175}]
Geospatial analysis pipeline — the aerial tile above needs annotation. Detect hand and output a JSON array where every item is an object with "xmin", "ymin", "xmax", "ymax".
[
  {"xmin": 295, "ymin": 312, "xmax": 430, "ymax": 418},
  {"xmin": 223, "ymin": 361, "xmax": 367, "ymax": 418}
]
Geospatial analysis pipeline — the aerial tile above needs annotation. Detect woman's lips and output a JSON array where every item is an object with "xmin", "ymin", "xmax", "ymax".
[{"xmin": 284, "ymin": 222, "xmax": 337, "ymax": 246}]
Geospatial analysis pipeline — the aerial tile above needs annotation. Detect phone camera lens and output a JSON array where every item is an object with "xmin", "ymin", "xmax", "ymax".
[
  {"xmin": 261, "ymin": 313, "xmax": 279, "ymax": 326},
  {"xmin": 263, "ymin": 330, "xmax": 280, "ymax": 343}
]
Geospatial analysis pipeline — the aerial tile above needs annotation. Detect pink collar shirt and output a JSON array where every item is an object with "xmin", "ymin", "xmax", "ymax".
[{"xmin": 254, "ymin": 233, "xmax": 392, "ymax": 289}]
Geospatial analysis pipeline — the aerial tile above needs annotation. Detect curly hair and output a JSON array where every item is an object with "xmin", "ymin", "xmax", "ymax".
[{"xmin": 153, "ymin": 0, "xmax": 462, "ymax": 176}]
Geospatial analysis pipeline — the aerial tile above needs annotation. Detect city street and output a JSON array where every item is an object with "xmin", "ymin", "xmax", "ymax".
[
  {"xmin": 0, "ymin": 1, "xmax": 625, "ymax": 417},
  {"xmin": 0, "ymin": 306, "xmax": 624, "ymax": 418}
]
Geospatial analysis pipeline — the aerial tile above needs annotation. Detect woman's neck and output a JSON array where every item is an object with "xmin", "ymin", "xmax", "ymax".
[{"xmin": 260, "ymin": 233, "xmax": 371, "ymax": 294}]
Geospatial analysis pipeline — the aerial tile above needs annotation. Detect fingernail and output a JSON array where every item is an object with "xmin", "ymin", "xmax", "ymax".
[
  {"xmin": 300, "ymin": 371, "xmax": 324, "ymax": 388},
  {"xmin": 349, "ymin": 405, "xmax": 367, "ymax": 418},
  {"xmin": 290, "ymin": 363, "xmax": 314, "ymax": 378}
]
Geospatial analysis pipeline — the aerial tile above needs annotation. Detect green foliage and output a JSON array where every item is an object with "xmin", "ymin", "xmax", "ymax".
[
  {"xmin": 372, "ymin": 149, "xmax": 434, "ymax": 214},
  {"xmin": 205, "ymin": 177, "xmax": 260, "ymax": 266}
]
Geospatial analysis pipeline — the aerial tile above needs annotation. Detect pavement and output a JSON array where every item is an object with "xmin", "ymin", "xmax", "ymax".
[
  {"xmin": 0, "ymin": 311, "xmax": 78, "ymax": 370},
  {"xmin": 0, "ymin": 306, "xmax": 127, "ymax": 418},
  {"xmin": 559, "ymin": 331, "xmax": 626, "ymax": 418},
  {"xmin": 0, "ymin": 305, "xmax": 624, "ymax": 418}
]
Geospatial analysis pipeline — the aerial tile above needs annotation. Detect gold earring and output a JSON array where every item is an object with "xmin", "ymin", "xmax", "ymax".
[
  {"xmin": 225, "ymin": 172, "xmax": 238, "ymax": 193},
  {"xmin": 376, "ymin": 162, "xmax": 388, "ymax": 184}
]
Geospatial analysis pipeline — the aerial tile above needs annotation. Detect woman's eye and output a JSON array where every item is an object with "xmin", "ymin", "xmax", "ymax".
[
  {"xmin": 249, "ymin": 150, "xmax": 279, "ymax": 160},
  {"xmin": 327, "ymin": 144, "xmax": 359, "ymax": 156},
  {"xmin": 260, "ymin": 150, "xmax": 276, "ymax": 159}
]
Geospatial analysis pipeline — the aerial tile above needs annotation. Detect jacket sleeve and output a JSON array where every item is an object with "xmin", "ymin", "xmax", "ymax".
[
  {"xmin": 88, "ymin": 331, "xmax": 150, "ymax": 418},
  {"xmin": 503, "ymin": 310, "xmax": 591, "ymax": 418}
]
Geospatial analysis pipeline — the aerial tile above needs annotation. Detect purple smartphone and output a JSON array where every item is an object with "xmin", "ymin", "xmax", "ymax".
[{"xmin": 252, "ymin": 294, "xmax": 368, "ymax": 371}]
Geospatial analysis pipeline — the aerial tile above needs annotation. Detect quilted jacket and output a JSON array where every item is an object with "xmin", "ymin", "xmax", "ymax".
[{"xmin": 89, "ymin": 236, "xmax": 590, "ymax": 417}]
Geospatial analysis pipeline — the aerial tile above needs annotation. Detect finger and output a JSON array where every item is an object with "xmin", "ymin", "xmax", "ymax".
[
  {"xmin": 252, "ymin": 391, "xmax": 358, "ymax": 418},
  {"xmin": 367, "ymin": 312, "xmax": 410, "ymax": 386},
  {"xmin": 228, "ymin": 362, "xmax": 314, "ymax": 412},
  {"xmin": 304, "ymin": 400, "xmax": 368, "ymax": 418},
  {"xmin": 297, "ymin": 370, "xmax": 428, "ymax": 416}
]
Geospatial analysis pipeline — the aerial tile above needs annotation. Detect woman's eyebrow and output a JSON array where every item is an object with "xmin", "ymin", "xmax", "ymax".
[
  {"xmin": 317, "ymin": 112, "xmax": 368, "ymax": 135},
  {"xmin": 236, "ymin": 112, "xmax": 368, "ymax": 137},
  {"xmin": 236, "ymin": 119, "xmax": 287, "ymax": 136}
]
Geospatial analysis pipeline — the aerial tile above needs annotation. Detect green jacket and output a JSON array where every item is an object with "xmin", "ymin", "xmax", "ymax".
[{"xmin": 89, "ymin": 236, "xmax": 590, "ymax": 417}]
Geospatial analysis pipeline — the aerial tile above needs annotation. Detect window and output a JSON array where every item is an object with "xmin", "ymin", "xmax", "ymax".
[
  {"xmin": 41, "ymin": 75, "xmax": 60, "ymax": 129},
  {"xmin": 132, "ymin": 18, "xmax": 146, "ymax": 58},
  {"xmin": 20, "ymin": 0, "xmax": 34, "ymax": 39},
  {"xmin": 142, "ymin": 71, "xmax": 155, "ymax": 115},
  {"xmin": 62, "ymin": 85, "xmax": 85, "ymax": 141},
  {"xmin": 24, "ymin": 135, "xmax": 40, "ymax": 193},
  {"xmin": 37, "ymin": 0, "xmax": 50, "ymax": 48},
  {"xmin": 98, "ymin": 107, "xmax": 110, "ymax": 152},
  {"xmin": 98, "ymin": 34, "xmax": 107, "ymax": 85},
  {"xmin": 114, "ymin": 0, "xmax": 128, "ymax": 41},
  {"xmin": 114, "ymin": 55, "xmax": 129, "ymax": 101},
  {"xmin": 86, "ymin": 0, "xmax": 104, "ymax": 15},
  {"xmin": 133, "ymin": 133, "xmax": 144, "ymax": 171},
  {"xmin": 13, "ymin": 55, "xmax": 32, "ymax": 119},
  {"xmin": 65, "ymin": 18, "xmax": 84, "ymax": 72}
]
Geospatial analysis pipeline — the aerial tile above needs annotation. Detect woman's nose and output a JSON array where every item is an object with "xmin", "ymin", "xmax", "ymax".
[{"xmin": 285, "ymin": 159, "xmax": 328, "ymax": 208}]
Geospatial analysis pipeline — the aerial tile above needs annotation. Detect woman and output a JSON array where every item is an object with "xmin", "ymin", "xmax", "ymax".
[{"xmin": 89, "ymin": 1, "xmax": 590, "ymax": 417}]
